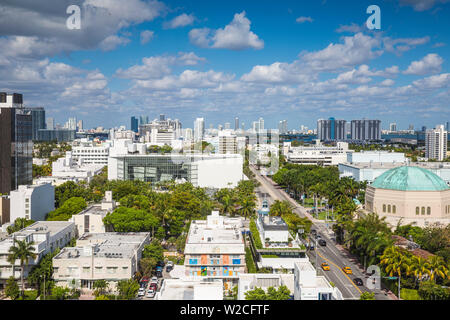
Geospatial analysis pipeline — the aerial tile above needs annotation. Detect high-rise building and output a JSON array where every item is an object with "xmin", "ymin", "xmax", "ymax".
[
  {"xmin": 194, "ymin": 117, "xmax": 205, "ymax": 142},
  {"xmin": 389, "ymin": 123, "xmax": 397, "ymax": 132},
  {"xmin": 131, "ymin": 116, "xmax": 138, "ymax": 133},
  {"xmin": 224, "ymin": 122, "xmax": 231, "ymax": 130},
  {"xmin": 252, "ymin": 121, "xmax": 260, "ymax": 133},
  {"xmin": 218, "ymin": 131, "xmax": 238, "ymax": 154},
  {"xmin": 446, "ymin": 121, "xmax": 449, "ymax": 133},
  {"xmin": 46, "ymin": 117, "xmax": 54, "ymax": 130},
  {"xmin": 408, "ymin": 124, "xmax": 414, "ymax": 131},
  {"xmin": 24, "ymin": 107, "xmax": 46, "ymax": 141},
  {"xmin": 350, "ymin": 119, "xmax": 382, "ymax": 141},
  {"xmin": 241, "ymin": 122, "xmax": 245, "ymax": 131},
  {"xmin": 317, "ymin": 118, "xmax": 346, "ymax": 141},
  {"xmin": 425, "ymin": 125, "xmax": 448, "ymax": 161},
  {"xmin": 77, "ymin": 120, "xmax": 83, "ymax": 131},
  {"xmin": 259, "ymin": 117, "xmax": 264, "ymax": 131},
  {"xmin": 235, "ymin": 117, "xmax": 239, "ymax": 131},
  {"xmin": 66, "ymin": 117, "xmax": 76, "ymax": 130},
  {"xmin": 0, "ymin": 92, "xmax": 33, "ymax": 194},
  {"xmin": 139, "ymin": 115, "xmax": 149, "ymax": 126},
  {"xmin": 278, "ymin": 120, "xmax": 288, "ymax": 134},
  {"xmin": 160, "ymin": 114, "xmax": 166, "ymax": 121}
]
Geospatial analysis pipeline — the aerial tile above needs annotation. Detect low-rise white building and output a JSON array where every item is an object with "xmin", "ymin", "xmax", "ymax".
[
  {"xmin": 293, "ymin": 260, "xmax": 343, "ymax": 300},
  {"xmin": 238, "ymin": 273, "xmax": 294, "ymax": 300},
  {"xmin": 70, "ymin": 191, "xmax": 117, "ymax": 235},
  {"xmin": 256, "ymin": 215, "xmax": 291, "ymax": 244},
  {"xmin": 0, "ymin": 221, "xmax": 76, "ymax": 288},
  {"xmin": 155, "ymin": 278, "xmax": 224, "ymax": 300},
  {"xmin": 10, "ymin": 183, "xmax": 55, "ymax": 222},
  {"xmin": 51, "ymin": 152, "xmax": 105, "ymax": 184},
  {"xmin": 52, "ymin": 232, "xmax": 150, "ymax": 291},
  {"xmin": 285, "ymin": 141, "xmax": 351, "ymax": 166}
]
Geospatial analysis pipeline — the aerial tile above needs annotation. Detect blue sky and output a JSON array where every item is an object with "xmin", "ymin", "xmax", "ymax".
[{"xmin": 0, "ymin": 0, "xmax": 449, "ymax": 130}]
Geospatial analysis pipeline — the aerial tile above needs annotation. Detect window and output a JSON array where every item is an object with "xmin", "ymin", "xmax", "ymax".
[
  {"xmin": 416, "ymin": 207, "xmax": 420, "ymax": 215},
  {"xmin": 427, "ymin": 207, "xmax": 431, "ymax": 215},
  {"xmin": 388, "ymin": 205, "xmax": 391, "ymax": 213},
  {"xmin": 83, "ymin": 267, "xmax": 90, "ymax": 273},
  {"xmin": 421, "ymin": 207, "xmax": 425, "ymax": 215},
  {"xmin": 383, "ymin": 204, "xmax": 386, "ymax": 213},
  {"xmin": 393, "ymin": 205, "xmax": 396, "ymax": 214}
]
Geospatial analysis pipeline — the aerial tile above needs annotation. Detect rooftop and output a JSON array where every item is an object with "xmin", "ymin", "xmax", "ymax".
[
  {"xmin": 371, "ymin": 166, "xmax": 449, "ymax": 191},
  {"xmin": 13, "ymin": 221, "xmax": 73, "ymax": 238},
  {"xmin": 157, "ymin": 279, "xmax": 223, "ymax": 300}
]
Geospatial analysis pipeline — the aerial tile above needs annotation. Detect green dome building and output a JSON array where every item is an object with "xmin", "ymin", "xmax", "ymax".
[{"xmin": 365, "ymin": 166, "xmax": 450, "ymax": 227}]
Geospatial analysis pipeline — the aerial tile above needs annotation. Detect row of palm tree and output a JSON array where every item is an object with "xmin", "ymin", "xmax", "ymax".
[{"xmin": 214, "ymin": 180, "xmax": 258, "ymax": 220}]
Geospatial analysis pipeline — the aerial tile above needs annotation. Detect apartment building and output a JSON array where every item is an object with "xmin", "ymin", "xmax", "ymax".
[
  {"xmin": 184, "ymin": 212, "xmax": 245, "ymax": 289},
  {"xmin": 10, "ymin": 183, "xmax": 54, "ymax": 222},
  {"xmin": 426, "ymin": 125, "xmax": 448, "ymax": 161},
  {"xmin": 0, "ymin": 221, "xmax": 76, "ymax": 288},
  {"xmin": 53, "ymin": 232, "xmax": 150, "ymax": 291}
]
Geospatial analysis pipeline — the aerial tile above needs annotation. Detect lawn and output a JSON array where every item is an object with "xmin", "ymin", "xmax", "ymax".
[{"xmin": 401, "ymin": 288, "xmax": 421, "ymax": 300}]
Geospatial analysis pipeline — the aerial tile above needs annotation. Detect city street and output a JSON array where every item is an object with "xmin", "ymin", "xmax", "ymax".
[{"xmin": 251, "ymin": 165, "xmax": 394, "ymax": 300}]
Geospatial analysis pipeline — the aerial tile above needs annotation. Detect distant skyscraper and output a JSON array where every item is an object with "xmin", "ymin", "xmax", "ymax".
[
  {"xmin": 317, "ymin": 117, "xmax": 346, "ymax": 141},
  {"xmin": 278, "ymin": 120, "xmax": 288, "ymax": 134},
  {"xmin": 259, "ymin": 117, "xmax": 264, "ymax": 131},
  {"xmin": 160, "ymin": 114, "xmax": 165, "ymax": 121},
  {"xmin": 131, "ymin": 116, "xmax": 138, "ymax": 132},
  {"xmin": 235, "ymin": 117, "xmax": 239, "ymax": 131},
  {"xmin": 422, "ymin": 126, "xmax": 427, "ymax": 132},
  {"xmin": 446, "ymin": 121, "xmax": 450, "ymax": 132},
  {"xmin": 351, "ymin": 120, "xmax": 381, "ymax": 141},
  {"xmin": 66, "ymin": 117, "xmax": 77, "ymax": 130},
  {"xmin": 224, "ymin": 122, "xmax": 231, "ymax": 130},
  {"xmin": 140, "ymin": 115, "xmax": 149, "ymax": 126},
  {"xmin": 241, "ymin": 122, "xmax": 245, "ymax": 130},
  {"xmin": 194, "ymin": 117, "xmax": 205, "ymax": 142},
  {"xmin": 408, "ymin": 124, "xmax": 414, "ymax": 131},
  {"xmin": 252, "ymin": 121, "xmax": 260, "ymax": 132},
  {"xmin": 77, "ymin": 120, "xmax": 83, "ymax": 131},
  {"xmin": 46, "ymin": 117, "xmax": 54, "ymax": 130},
  {"xmin": 426, "ymin": 125, "xmax": 448, "ymax": 161},
  {"xmin": 390, "ymin": 123, "xmax": 397, "ymax": 132},
  {"xmin": 0, "ymin": 92, "xmax": 32, "ymax": 194}
]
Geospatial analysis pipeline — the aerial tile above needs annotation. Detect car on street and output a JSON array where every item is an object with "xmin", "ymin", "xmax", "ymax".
[
  {"xmin": 166, "ymin": 265, "xmax": 173, "ymax": 272},
  {"xmin": 353, "ymin": 278, "xmax": 363, "ymax": 286},
  {"xmin": 318, "ymin": 239, "xmax": 326, "ymax": 246},
  {"xmin": 342, "ymin": 266, "xmax": 353, "ymax": 274},
  {"xmin": 141, "ymin": 276, "xmax": 149, "ymax": 283},
  {"xmin": 155, "ymin": 266, "xmax": 163, "ymax": 277},
  {"xmin": 150, "ymin": 277, "xmax": 158, "ymax": 284},
  {"xmin": 321, "ymin": 262, "xmax": 330, "ymax": 271},
  {"xmin": 310, "ymin": 229, "xmax": 317, "ymax": 236},
  {"xmin": 147, "ymin": 289, "xmax": 155, "ymax": 298},
  {"xmin": 149, "ymin": 283, "xmax": 157, "ymax": 291}
]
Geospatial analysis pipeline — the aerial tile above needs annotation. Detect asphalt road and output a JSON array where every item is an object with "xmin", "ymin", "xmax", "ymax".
[{"xmin": 251, "ymin": 165, "xmax": 393, "ymax": 300}]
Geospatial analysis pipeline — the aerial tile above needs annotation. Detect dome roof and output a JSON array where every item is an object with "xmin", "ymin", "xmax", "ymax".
[{"xmin": 371, "ymin": 166, "xmax": 449, "ymax": 191}]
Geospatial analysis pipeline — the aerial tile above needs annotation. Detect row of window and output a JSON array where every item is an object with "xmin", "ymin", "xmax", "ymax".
[
  {"xmin": 382, "ymin": 204, "xmax": 397, "ymax": 214},
  {"xmin": 416, "ymin": 207, "xmax": 432, "ymax": 215},
  {"xmin": 445, "ymin": 205, "xmax": 450, "ymax": 214}
]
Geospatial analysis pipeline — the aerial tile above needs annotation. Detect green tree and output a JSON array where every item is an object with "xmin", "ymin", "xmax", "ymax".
[
  {"xmin": 140, "ymin": 257, "xmax": 157, "ymax": 276},
  {"xmin": 359, "ymin": 292, "xmax": 375, "ymax": 300},
  {"xmin": 46, "ymin": 196, "xmax": 87, "ymax": 221},
  {"xmin": 244, "ymin": 287, "xmax": 267, "ymax": 300},
  {"xmin": 418, "ymin": 281, "xmax": 450, "ymax": 300},
  {"xmin": 266, "ymin": 285, "xmax": 291, "ymax": 300},
  {"xmin": 117, "ymin": 279, "xmax": 140, "ymax": 300},
  {"xmin": 142, "ymin": 241, "xmax": 164, "ymax": 262},
  {"xmin": 7, "ymin": 239, "xmax": 37, "ymax": 296},
  {"xmin": 5, "ymin": 276, "xmax": 20, "ymax": 300},
  {"xmin": 93, "ymin": 280, "xmax": 109, "ymax": 297},
  {"xmin": 7, "ymin": 218, "xmax": 35, "ymax": 234}
]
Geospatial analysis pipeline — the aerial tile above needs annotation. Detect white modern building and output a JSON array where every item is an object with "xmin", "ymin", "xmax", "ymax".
[
  {"xmin": 426, "ymin": 125, "xmax": 448, "ymax": 161},
  {"xmin": 0, "ymin": 221, "xmax": 76, "ymax": 288},
  {"xmin": 108, "ymin": 140, "xmax": 244, "ymax": 189},
  {"xmin": 238, "ymin": 273, "xmax": 294, "ymax": 300},
  {"xmin": 183, "ymin": 212, "xmax": 245, "ymax": 290},
  {"xmin": 284, "ymin": 141, "xmax": 351, "ymax": 166},
  {"xmin": 70, "ymin": 191, "xmax": 117, "ymax": 235},
  {"xmin": 346, "ymin": 151, "xmax": 406, "ymax": 164},
  {"xmin": 49, "ymin": 152, "xmax": 105, "ymax": 184},
  {"xmin": 256, "ymin": 215, "xmax": 290, "ymax": 244},
  {"xmin": 218, "ymin": 131, "xmax": 238, "ymax": 154},
  {"xmin": 194, "ymin": 118, "xmax": 205, "ymax": 142},
  {"xmin": 71, "ymin": 141, "xmax": 110, "ymax": 165},
  {"xmin": 52, "ymin": 232, "xmax": 150, "ymax": 291},
  {"xmin": 10, "ymin": 183, "xmax": 55, "ymax": 222},
  {"xmin": 155, "ymin": 278, "xmax": 224, "ymax": 300},
  {"xmin": 293, "ymin": 260, "xmax": 343, "ymax": 300}
]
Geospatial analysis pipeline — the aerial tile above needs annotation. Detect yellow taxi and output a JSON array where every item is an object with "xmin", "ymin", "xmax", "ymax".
[
  {"xmin": 342, "ymin": 266, "xmax": 352, "ymax": 274},
  {"xmin": 321, "ymin": 262, "xmax": 330, "ymax": 271}
]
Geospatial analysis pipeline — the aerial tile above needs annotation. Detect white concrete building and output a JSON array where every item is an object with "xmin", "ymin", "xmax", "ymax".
[
  {"xmin": 426, "ymin": 125, "xmax": 448, "ymax": 161},
  {"xmin": 51, "ymin": 151, "xmax": 105, "ymax": 183},
  {"xmin": 10, "ymin": 183, "xmax": 55, "ymax": 222},
  {"xmin": 293, "ymin": 260, "xmax": 343, "ymax": 300},
  {"xmin": 218, "ymin": 131, "xmax": 238, "ymax": 154},
  {"xmin": 347, "ymin": 151, "xmax": 406, "ymax": 164},
  {"xmin": 183, "ymin": 212, "xmax": 245, "ymax": 290},
  {"xmin": 71, "ymin": 142, "xmax": 110, "ymax": 165},
  {"xmin": 194, "ymin": 118, "xmax": 205, "ymax": 142},
  {"xmin": 285, "ymin": 141, "xmax": 351, "ymax": 166},
  {"xmin": 256, "ymin": 215, "xmax": 291, "ymax": 244},
  {"xmin": 238, "ymin": 273, "xmax": 294, "ymax": 300},
  {"xmin": 0, "ymin": 221, "xmax": 76, "ymax": 287},
  {"xmin": 155, "ymin": 278, "xmax": 224, "ymax": 300},
  {"xmin": 53, "ymin": 232, "xmax": 150, "ymax": 291},
  {"xmin": 70, "ymin": 191, "xmax": 117, "ymax": 235}
]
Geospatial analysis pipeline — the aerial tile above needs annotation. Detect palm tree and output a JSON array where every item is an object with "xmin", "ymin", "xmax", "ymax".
[
  {"xmin": 7, "ymin": 239, "xmax": 37, "ymax": 296},
  {"xmin": 240, "ymin": 196, "xmax": 256, "ymax": 220},
  {"xmin": 221, "ymin": 194, "xmax": 235, "ymax": 216},
  {"xmin": 411, "ymin": 256, "xmax": 431, "ymax": 284},
  {"xmin": 427, "ymin": 256, "xmax": 448, "ymax": 283}
]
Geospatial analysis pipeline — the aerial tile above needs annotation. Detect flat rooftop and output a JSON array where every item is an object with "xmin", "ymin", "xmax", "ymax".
[
  {"xmin": 77, "ymin": 204, "xmax": 108, "ymax": 216},
  {"xmin": 341, "ymin": 162, "xmax": 450, "ymax": 170},
  {"xmin": 158, "ymin": 279, "xmax": 223, "ymax": 300},
  {"xmin": 13, "ymin": 221, "xmax": 73, "ymax": 238}
]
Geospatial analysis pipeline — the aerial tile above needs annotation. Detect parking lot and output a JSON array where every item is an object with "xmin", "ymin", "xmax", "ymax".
[{"xmin": 137, "ymin": 262, "xmax": 173, "ymax": 300}]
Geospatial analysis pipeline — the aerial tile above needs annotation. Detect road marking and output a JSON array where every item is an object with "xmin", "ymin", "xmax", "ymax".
[{"xmin": 316, "ymin": 250, "xmax": 362, "ymax": 294}]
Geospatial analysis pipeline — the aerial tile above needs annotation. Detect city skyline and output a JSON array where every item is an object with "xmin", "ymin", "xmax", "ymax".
[{"xmin": 0, "ymin": 1, "xmax": 449, "ymax": 129}]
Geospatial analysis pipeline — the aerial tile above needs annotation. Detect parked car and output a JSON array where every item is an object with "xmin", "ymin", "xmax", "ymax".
[
  {"xmin": 166, "ymin": 265, "xmax": 173, "ymax": 272},
  {"xmin": 156, "ymin": 261, "xmax": 165, "ymax": 268},
  {"xmin": 321, "ymin": 262, "xmax": 330, "ymax": 271},
  {"xmin": 318, "ymin": 239, "xmax": 326, "ymax": 246},
  {"xmin": 353, "ymin": 278, "xmax": 363, "ymax": 286},
  {"xmin": 150, "ymin": 276, "xmax": 158, "ymax": 284},
  {"xmin": 147, "ymin": 289, "xmax": 155, "ymax": 298},
  {"xmin": 342, "ymin": 267, "xmax": 353, "ymax": 275},
  {"xmin": 310, "ymin": 229, "xmax": 317, "ymax": 236},
  {"xmin": 141, "ymin": 276, "xmax": 150, "ymax": 283},
  {"xmin": 138, "ymin": 287, "xmax": 146, "ymax": 297},
  {"xmin": 155, "ymin": 266, "xmax": 163, "ymax": 277},
  {"xmin": 149, "ymin": 283, "xmax": 157, "ymax": 291}
]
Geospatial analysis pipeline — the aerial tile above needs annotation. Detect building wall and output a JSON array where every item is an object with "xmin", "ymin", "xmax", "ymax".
[
  {"xmin": 195, "ymin": 156, "xmax": 243, "ymax": 188},
  {"xmin": 365, "ymin": 186, "xmax": 450, "ymax": 227},
  {"xmin": 10, "ymin": 183, "xmax": 55, "ymax": 222}
]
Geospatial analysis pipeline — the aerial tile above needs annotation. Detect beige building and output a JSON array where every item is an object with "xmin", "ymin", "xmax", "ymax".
[
  {"xmin": 365, "ymin": 166, "xmax": 450, "ymax": 227},
  {"xmin": 52, "ymin": 232, "xmax": 150, "ymax": 291}
]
